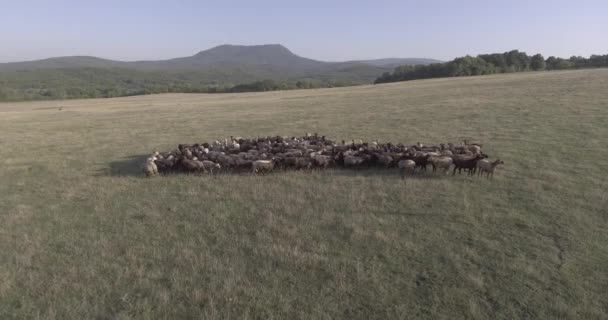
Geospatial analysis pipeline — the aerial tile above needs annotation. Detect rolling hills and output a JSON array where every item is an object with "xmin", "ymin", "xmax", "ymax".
[
  {"xmin": 0, "ymin": 44, "xmax": 441, "ymax": 101},
  {"xmin": 0, "ymin": 44, "xmax": 440, "ymax": 72}
]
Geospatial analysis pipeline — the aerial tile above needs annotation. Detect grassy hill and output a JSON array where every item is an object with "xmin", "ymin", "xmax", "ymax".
[
  {"xmin": 0, "ymin": 69, "xmax": 606, "ymax": 319},
  {"xmin": 0, "ymin": 45, "xmax": 442, "ymax": 101}
]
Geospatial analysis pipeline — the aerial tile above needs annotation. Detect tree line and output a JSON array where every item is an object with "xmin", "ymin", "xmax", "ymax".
[
  {"xmin": 374, "ymin": 50, "xmax": 608, "ymax": 84},
  {"xmin": 0, "ymin": 68, "xmax": 354, "ymax": 102}
]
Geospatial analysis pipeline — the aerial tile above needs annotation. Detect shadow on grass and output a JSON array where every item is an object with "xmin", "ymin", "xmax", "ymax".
[
  {"xmin": 318, "ymin": 168, "xmax": 449, "ymax": 179},
  {"xmin": 96, "ymin": 154, "xmax": 150, "ymax": 177}
]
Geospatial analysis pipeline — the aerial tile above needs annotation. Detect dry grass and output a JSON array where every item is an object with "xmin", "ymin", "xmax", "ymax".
[{"xmin": 0, "ymin": 69, "xmax": 607, "ymax": 319}]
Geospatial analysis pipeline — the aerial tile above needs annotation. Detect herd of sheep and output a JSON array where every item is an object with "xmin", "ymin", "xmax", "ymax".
[{"xmin": 143, "ymin": 134, "xmax": 504, "ymax": 178}]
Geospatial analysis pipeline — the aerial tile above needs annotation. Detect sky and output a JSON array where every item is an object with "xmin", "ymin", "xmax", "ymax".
[{"xmin": 1, "ymin": 0, "xmax": 607, "ymax": 63}]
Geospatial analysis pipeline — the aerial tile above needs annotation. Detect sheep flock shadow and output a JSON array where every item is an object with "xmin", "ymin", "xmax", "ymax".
[
  {"xmin": 97, "ymin": 154, "xmax": 453, "ymax": 181},
  {"xmin": 97, "ymin": 154, "xmax": 150, "ymax": 177}
]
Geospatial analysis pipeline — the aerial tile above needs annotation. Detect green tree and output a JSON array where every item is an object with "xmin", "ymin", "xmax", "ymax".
[
  {"xmin": 530, "ymin": 54, "xmax": 546, "ymax": 70},
  {"xmin": 545, "ymin": 56, "xmax": 557, "ymax": 70}
]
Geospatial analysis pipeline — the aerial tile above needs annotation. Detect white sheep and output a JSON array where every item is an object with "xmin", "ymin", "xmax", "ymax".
[{"xmin": 142, "ymin": 157, "xmax": 158, "ymax": 177}]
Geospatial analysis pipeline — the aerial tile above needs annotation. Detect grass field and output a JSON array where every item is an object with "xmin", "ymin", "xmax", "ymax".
[{"xmin": 1, "ymin": 69, "xmax": 607, "ymax": 319}]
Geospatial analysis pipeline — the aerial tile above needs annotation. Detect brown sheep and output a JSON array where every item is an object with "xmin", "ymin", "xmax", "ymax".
[
  {"xmin": 452, "ymin": 154, "xmax": 485, "ymax": 175},
  {"xmin": 179, "ymin": 157, "xmax": 205, "ymax": 173},
  {"xmin": 408, "ymin": 153, "xmax": 432, "ymax": 171}
]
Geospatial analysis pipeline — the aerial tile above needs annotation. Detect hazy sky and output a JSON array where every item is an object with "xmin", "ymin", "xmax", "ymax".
[{"xmin": 1, "ymin": 0, "xmax": 607, "ymax": 62}]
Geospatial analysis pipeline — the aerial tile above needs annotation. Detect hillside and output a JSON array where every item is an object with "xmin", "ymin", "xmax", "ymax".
[
  {"xmin": 1, "ymin": 69, "xmax": 607, "ymax": 318},
  {"xmin": 0, "ymin": 44, "xmax": 439, "ymax": 101}
]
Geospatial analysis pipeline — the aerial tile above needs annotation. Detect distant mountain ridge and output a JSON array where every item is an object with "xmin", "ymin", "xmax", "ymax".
[
  {"xmin": 0, "ymin": 44, "xmax": 441, "ymax": 101},
  {"xmin": 0, "ymin": 44, "xmax": 440, "ymax": 71}
]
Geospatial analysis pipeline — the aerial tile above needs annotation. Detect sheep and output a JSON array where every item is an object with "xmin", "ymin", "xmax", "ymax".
[
  {"xmin": 452, "ymin": 154, "xmax": 485, "ymax": 175},
  {"xmin": 285, "ymin": 150, "xmax": 303, "ymax": 157},
  {"xmin": 398, "ymin": 159, "xmax": 416, "ymax": 172},
  {"xmin": 378, "ymin": 154, "xmax": 394, "ymax": 168},
  {"xmin": 142, "ymin": 157, "xmax": 158, "ymax": 177},
  {"xmin": 178, "ymin": 144, "xmax": 193, "ymax": 151},
  {"xmin": 343, "ymin": 156, "xmax": 365, "ymax": 167},
  {"xmin": 466, "ymin": 145, "xmax": 481, "ymax": 155},
  {"xmin": 154, "ymin": 157, "xmax": 177, "ymax": 173},
  {"xmin": 312, "ymin": 155, "xmax": 332, "ymax": 169},
  {"xmin": 201, "ymin": 160, "xmax": 221, "ymax": 174},
  {"xmin": 252, "ymin": 159, "xmax": 275, "ymax": 174},
  {"xmin": 184, "ymin": 148, "xmax": 193, "ymax": 159},
  {"xmin": 476, "ymin": 159, "xmax": 504, "ymax": 179},
  {"xmin": 429, "ymin": 156, "xmax": 453, "ymax": 174},
  {"xmin": 179, "ymin": 157, "xmax": 205, "ymax": 173},
  {"xmin": 233, "ymin": 158, "xmax": 253, "ymax": 171},
  {"xmin": 282, "ymin": 156, "xmax": 298, "ymax": 169},
  {"xmin": 149, "ymin": 136, "xmax": 494, "ymax": 179},
  {"xmin": 463, "ymin": 139, "xmax": 483, "ymax": 148},
  {"xmin": 408, "ymin": 153, "xmax": 432, "ymax": 172},
  {"xmin": 294, "ymin": 157, "xmax": 312, "ymax": 170},
  {"xmin": 191, "ymin": 158, "xmax": 210, "ymax": 173},
  {"xmin": 440, "ymin": 150, "xmax": 453, "ymax": 157},
  {"xmin": 207, "ymin": 151, "xmax": 221, "ymax": 161}
]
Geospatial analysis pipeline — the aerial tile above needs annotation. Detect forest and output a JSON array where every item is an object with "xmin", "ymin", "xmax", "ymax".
[{"xmin": 374, "ymin": 50, "xmax": 608, "ymax": 84}]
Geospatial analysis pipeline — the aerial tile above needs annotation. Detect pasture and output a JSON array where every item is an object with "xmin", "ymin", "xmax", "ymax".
[{"xmin": 0, "ymin": 69, "xmax": 607, "ymax": 319}]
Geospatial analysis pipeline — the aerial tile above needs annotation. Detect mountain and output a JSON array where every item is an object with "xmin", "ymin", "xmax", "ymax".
[
  {"xmin": 0, "ymin": 44, "xmax": 438, "ymax": 72},
  {"xmin": 0, "ymin": 44, "xmax": 439, "ymax": 101},
  {"xmin": 0, "ymin": 44, "xmax": 321, "ymax": 71},
  {"xmin": 141, "ymin": 44, "xmax": 325, "ymax": 69}
]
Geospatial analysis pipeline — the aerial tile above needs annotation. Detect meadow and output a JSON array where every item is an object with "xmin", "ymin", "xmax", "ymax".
[{"xmin": 0, "ymin": 69, "xmax": 607, "ymax": 319}]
